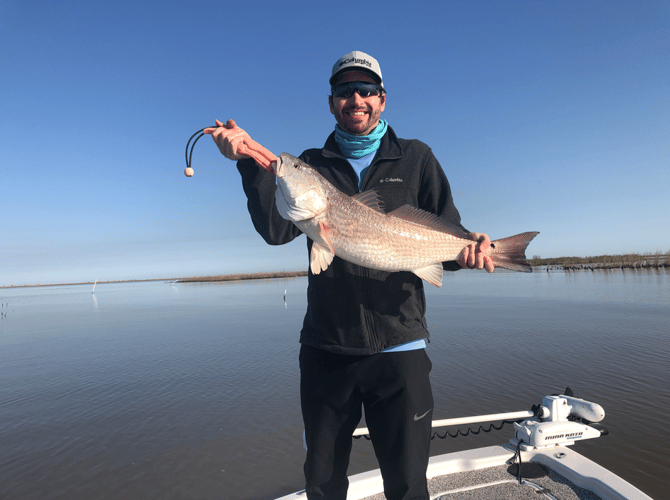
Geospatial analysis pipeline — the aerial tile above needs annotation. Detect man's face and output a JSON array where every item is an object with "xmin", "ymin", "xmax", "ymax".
[{"xmin": 329, "ymin": 71, "xmax": 386, "ymax": 136}]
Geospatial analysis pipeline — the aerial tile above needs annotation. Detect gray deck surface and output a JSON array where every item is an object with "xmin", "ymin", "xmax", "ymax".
[{"xmin": 364, "ymin": 463, "xmax": 603, "ymax": 500}]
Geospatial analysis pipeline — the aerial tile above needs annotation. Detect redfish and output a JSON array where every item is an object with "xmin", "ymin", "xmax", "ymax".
[{"xmin": 274, "ymin": 153, "xmax": 538, "ymax": 287}]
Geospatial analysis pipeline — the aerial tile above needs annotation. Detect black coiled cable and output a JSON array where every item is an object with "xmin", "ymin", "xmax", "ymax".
[
  {"xmin": 185, "ymin": 127, "xmax": 212, "ymax": 171},
  {"xmin": 352, "ymin": 418, "xmax": 525, "ymax": 441}
]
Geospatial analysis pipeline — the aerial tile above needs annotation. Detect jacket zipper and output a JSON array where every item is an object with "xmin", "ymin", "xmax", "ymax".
[
  {"xmin": 331, "ymin": 153, "xmax": 383, "ymax": 353},
  {"xmin": 359, "ymin": 157, "xmax": 382, "ymax": 352},
  {"xmin": 359, "ymin": 266, "xmax": 381, "ymax": 352}
]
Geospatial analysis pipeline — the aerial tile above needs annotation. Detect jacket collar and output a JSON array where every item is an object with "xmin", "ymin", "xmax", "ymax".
[{"xmin": 321, "ymin": 124, "xmax": 403, "ymax": 162}]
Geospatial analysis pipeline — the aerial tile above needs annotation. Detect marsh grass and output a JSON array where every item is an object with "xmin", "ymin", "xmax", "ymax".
[
  {"xmin": 530, "ymin": 251, "xmax": 669, "ymax": 270},
  {"xmin": 177, "ymin": 270, "xmax": 308, "ymax": 283},
  {"xmin": 1, "ymin": 271, "xmax": 308, "ymax": 289},
  {"xmin": 5, "ymin": 251, "xmax": 669, "ymax": 289}
]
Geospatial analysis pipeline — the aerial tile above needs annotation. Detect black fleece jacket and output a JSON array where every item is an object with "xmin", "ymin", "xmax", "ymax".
[{"xmin": 237, "ymin": 125, "xmax": 466, "ymax": 355}]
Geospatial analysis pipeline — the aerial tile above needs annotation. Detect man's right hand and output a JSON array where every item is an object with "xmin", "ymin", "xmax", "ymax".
[
  {"xmin": 204, "ymin": 119, "xmax": 252, "ymax": 161},
  {"xmin": 458, "ymin": 232, "xmax": 495, "ymax": 273}
]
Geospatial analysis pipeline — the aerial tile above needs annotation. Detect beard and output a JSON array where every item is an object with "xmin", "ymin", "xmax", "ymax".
[{"xmin": 337, "ymin": 104, "xmax": 382, "ymax": 136}]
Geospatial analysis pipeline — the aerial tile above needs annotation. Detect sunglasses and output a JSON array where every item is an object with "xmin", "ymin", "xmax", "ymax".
[{"xmin": 331, "ymin": 81, "xmax": 384, "ymax": 99}]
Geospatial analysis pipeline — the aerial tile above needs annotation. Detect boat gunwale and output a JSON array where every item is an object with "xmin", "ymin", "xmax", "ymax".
[{"xmin": 274, "ymin": 444, "xmax": 653, "ymax": 500}]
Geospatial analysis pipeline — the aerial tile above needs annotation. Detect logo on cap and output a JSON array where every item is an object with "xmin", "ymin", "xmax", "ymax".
[
  {"xmin": 339, "ymin": 57, "xmax": 373, "ymax": 69},
  {"xmin": 330, "ymin": 50, "xmax": 384, "ymax": 88}
]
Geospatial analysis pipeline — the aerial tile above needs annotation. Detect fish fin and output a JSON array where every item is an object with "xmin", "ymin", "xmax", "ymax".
[
  {"xmin": 309, "ymin": 222, "xmax": 335, "ymax": 274},
  {"xmin": 310, "ymin": 243, "xmax": 335, "ymax": 274},
  {"xmin": 412, "ymin": 263, "xmax": 444, "ymax": 287},
  {"xmin": 388, "ymin": 205, "xmax": 471, "ymax": 238},
  {"xmin": 352, "ymin": 190, "xmax": 385, "ymax": 213},
  {"xmin": 315, "ymin": 221, "xmax": 335, "ymax": 255},
  {"xmin": 490, "ymin": 231, "xmax": 540, "ymax": 272}
]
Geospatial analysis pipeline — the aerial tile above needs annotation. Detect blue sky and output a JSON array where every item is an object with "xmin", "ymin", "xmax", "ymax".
[{"xmin": 1, "ymin": 0, "xmax": 668, "ymax": 286}]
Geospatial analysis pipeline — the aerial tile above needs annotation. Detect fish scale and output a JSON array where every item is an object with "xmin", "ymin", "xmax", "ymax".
[
  {"xmin": 274, "ymin": 152, "xmax": 538, "ymax": 287},
  {"xmin": 321, "ymin": 190, "xmax": 468, "ymax": 271}
]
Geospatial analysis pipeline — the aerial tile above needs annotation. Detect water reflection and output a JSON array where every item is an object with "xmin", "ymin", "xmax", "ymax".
[{"xmin": 0, "ymin": 270, "xmax": 667, "ymax": 500}]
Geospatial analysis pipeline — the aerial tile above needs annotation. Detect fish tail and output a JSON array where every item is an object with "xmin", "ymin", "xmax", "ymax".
[{"xmin": 490, "ymin": 231, "xmax": 540, "ymax": 273}]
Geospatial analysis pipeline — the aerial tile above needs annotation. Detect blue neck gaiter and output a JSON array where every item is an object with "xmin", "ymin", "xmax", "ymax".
[{"xmin": 334, "ymin": 120, "xmax": 388, "ymax": 159}]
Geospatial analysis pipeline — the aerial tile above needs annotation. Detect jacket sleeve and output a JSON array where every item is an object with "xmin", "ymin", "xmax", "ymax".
[
  {"xmin": 418, "ymin": 148, "xmax": 467, "ymax": 272},
  {"xmin": 236, "ymin": 158, "xmax": 302, "ymax": 245}
]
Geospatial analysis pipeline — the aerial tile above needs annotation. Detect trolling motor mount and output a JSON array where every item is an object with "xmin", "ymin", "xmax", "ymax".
[{"xmin": 511, "ymin": 394, "xmax": 606, "ymax": 450}]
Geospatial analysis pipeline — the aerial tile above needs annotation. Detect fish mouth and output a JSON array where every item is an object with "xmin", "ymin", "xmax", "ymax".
[{"xmin": 273, "ymin": 156, "xmax": 284, "ymax": 177}]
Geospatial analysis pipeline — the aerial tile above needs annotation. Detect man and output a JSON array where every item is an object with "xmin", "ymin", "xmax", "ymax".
[{"xmin": 207, "ymin": 51, "xmax": 492, "ymax": 500}]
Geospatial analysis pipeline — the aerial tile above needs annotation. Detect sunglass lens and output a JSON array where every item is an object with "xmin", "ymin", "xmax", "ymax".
[
  {"xmin": 337, "ymin": 86, "xmax": 354, "ymax": 98},
  {"xmin": 333, "ymin": 82, "xmax": 380, "ymax": 98}
]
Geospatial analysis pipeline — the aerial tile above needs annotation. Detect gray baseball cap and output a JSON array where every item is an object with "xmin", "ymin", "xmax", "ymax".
[{"xmin": 330, "ymin": 51, "xmax": 384, "ymax": 89}]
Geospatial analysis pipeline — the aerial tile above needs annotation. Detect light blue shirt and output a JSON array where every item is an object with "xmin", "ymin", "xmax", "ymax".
[
  {"xmin": 346, "ymin": 151, "xmax": 376, "ymax": 189},
  {"xmin": 382, "ymin": 339, "xmax": 427, "ymax": 352}
]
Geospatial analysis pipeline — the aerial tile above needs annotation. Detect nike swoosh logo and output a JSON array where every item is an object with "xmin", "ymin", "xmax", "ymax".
[{"xmin": 414, "ymin": 409, "xmax": 431, "ymax": 421}]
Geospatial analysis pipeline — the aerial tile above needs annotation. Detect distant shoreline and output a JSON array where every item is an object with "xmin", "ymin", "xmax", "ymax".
[
  {"xmin": 529, "ymin": 252, "xmax": 668, "ymax": 270},
  {"xmin": 3, "ymin": 251, "xmax": 668, "ymax": 289},
  {"xmin": 0, "ymin": 271, "xmax": 309, "ymax": 290}
]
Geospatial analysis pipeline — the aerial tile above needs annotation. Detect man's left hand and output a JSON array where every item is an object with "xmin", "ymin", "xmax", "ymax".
[{"xmin": 458, "ymin": 233, "xmax": 494, "ymax": 273}]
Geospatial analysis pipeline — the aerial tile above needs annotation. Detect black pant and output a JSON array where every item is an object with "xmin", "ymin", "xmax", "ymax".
[{"xmin": 299, "ymin": 344, "xmax": 433, "ymax": 500}]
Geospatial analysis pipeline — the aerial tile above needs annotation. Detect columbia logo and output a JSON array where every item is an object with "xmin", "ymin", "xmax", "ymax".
[
  {"xmin": 380, "ymin": 177, "xmax": 403, "ymax": 183},
  {"xmin": 340, "ymin": 57, "xmax": 372, "ymax": 69}
]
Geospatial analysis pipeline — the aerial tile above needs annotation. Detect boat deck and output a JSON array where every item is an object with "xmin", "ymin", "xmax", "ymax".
[
  {"xmin": 277, "ymin": 444, "xmax": 650, "ymax": 500},
  {"xmin": 363, "ymin": 463, "xmax": 602, "ymax": 499}
]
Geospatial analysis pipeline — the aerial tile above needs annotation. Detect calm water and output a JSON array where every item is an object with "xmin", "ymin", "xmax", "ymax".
[{"xmin": 1, "ymin": 269, "xmax": 668, "ymax": 499}]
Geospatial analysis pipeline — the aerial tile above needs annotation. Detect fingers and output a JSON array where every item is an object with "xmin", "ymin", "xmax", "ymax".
[
  {"xmin": 472, "ymin": 234, "xmax": 488, "ymax": 270},
  {"xmin": 459, "ymin": 233, "xmax": 495, "ymax": 272},
  {"xmin": 475, "ymin": 246, "xmax": 485, "ymax": 270},
  {"xmin": 203, "ymin": 118, "xmax": 233, "ymax": 135},
  {"xmin": 203, "ymin": 119, "xmax": 252, "ymax": 161},
  {"xmin": 457, "ymin": 245, "xmax": 468, "ymax": 268},
  {"xmin": 470, "ymin": 232, "xmax": 491, "ymax": 251},
  {"xmin": 457, "ymin": 243, "xmax": 475, "ymax": 269},
  {"xmin": 474, "ymin": 233, "xmax": 495, "ymax": 272}
]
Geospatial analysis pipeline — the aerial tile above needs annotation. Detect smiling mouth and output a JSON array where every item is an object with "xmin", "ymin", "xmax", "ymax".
[{"xmin": 345, "ymin": 109, "xmax": 368, "ymax": 117}]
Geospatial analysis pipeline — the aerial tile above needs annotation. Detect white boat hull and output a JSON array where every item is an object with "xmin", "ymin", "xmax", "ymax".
[
  {"xmin": 276, "ymin": 444, "xmax": 652, "ymax": 500},
  {"xmin": 276, "ymin": 394, "xmax": 653, "ymax": 500}
]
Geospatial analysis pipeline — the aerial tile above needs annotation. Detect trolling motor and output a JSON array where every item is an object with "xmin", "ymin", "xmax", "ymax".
[{"xmin": 511, "ymin": 392, "xmax": 607, "ymax": 450}]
